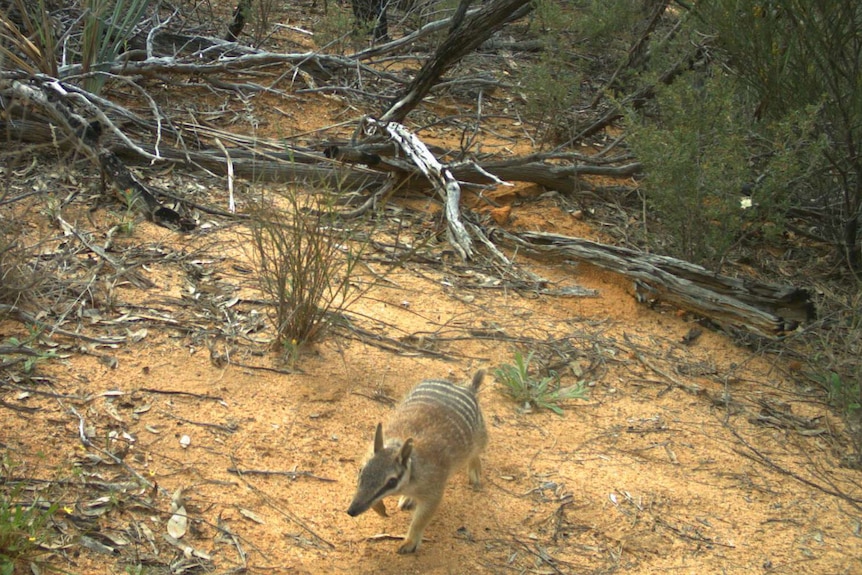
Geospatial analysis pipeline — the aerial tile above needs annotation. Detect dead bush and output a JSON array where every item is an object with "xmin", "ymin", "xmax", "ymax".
[{"xmin": 247, "ymin": 189, "xmax": 366, "ymax": 362}]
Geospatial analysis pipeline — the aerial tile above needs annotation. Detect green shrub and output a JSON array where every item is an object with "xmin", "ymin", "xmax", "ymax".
[
  {"xmin": 520, "ymin": 1, "xmax": 582, "ymax": 143},
  {"xmin": 696, "ymin": 0, "xmax": 862, "ymax": 270},
  {"xmin": 626, "ymin": 60, "xmax": 830, "ymax": 268},
  {"xmin": 627, "ymin": 72, "xmax": 749, "ymax": 266},
  {"xmin": 822, "ymin": 371, "xmax": 861, "ymax": 417},
  {"xmin": 80, "ymin": 0, "xmax": 150, "ymax": 93},
  {"xmin": 566, "ymin": 0, "xmax": 645, "ymax": 53}
]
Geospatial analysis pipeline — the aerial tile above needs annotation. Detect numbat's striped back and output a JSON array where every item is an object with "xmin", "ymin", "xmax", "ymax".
[{"xmin": 399, "ymin": 374, "xmax": 484, "ymax": 447}]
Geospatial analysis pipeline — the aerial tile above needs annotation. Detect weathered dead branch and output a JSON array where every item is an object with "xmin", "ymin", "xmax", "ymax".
[
  {"xmin": 496, "ymin": 230, "xmax": 813, "ymax": 337},
  {"xmin": 2, "ymin": 76, "xmax": 191, "ymax": 229},
  {"xmin": 326, "ymin": 141, "xmax": 639, "ymax": 195},
  {"xmin": 361, "ymin": 117, "xmax": 475, "ymax": 258},
  {"xmin": 381, "ymin": 0, "xmax": 535, "ymax": 123}
]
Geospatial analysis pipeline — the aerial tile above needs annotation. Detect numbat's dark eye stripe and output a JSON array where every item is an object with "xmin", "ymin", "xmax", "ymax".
[{"xmin": 371, "ymin": 475, "xmax": 401, "ymax": 502}]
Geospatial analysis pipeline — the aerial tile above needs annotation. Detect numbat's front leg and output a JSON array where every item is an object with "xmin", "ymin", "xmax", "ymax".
[{"xmin": 398, "ymin": 496, "xmax": 442, "ymax": 554}]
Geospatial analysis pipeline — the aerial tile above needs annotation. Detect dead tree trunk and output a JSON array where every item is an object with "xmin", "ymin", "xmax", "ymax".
[
  {"xmin": 500, "ymin": 230, "xmax": 814, "ymax": 338},
  {"xmin": 225, "ymin": 0, "xmax": 252, "ymax": 41},
  {"xmin": 381, "ymin": 0, "xmax": 534, "ymax": 122}
]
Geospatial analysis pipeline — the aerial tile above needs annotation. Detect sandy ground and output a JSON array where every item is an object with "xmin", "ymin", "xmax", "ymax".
[
  {"xmin": 2, "ymin": 2, "xmax": 862, "ymax": 574},
  {"xmin": 2, "ymin": 194, "xmax": 861, "ymax": 574}
]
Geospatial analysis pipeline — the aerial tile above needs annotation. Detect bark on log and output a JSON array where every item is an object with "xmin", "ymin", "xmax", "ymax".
[{"xmin": 499, "ymin": 230, "xmax": 814, "ymax": 338}]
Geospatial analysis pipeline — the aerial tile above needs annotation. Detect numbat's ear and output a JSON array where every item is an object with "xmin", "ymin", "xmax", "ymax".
[
  {"xmin": 399, "ymin": 438, "xmax": 413, "ymax": 464},
  {"xmin": 374, "ymin": 422, "xmax": 384, "ymax": 453}
]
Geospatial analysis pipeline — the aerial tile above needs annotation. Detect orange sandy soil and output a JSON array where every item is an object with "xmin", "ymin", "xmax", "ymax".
[
  {"xmin": 2, "ymin": 3, "xmax": 862, "ymax": 575},
  {"xmin": 3, "ymin": 186, "xmax": 861, "ymax": 575}
]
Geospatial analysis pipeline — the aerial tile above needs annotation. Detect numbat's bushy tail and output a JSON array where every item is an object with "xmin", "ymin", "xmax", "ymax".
[{"xmin": 347, "ymin": 370, "xmax": 488, "ymax": 554}]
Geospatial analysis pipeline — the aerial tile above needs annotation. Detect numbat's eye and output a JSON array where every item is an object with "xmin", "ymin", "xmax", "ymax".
[{"xmin": 386, "ymin": 477, "xmax": 398, "ymax": 489}]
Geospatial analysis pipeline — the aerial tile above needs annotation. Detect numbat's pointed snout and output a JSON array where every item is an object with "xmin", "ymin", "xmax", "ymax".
[{"xmin": 347, "ymin": 370, "xmax": 487, "ymax": 554}]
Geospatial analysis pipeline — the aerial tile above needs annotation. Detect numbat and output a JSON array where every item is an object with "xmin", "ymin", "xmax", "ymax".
[{"xmin": 347, "ymin": 370, "xmax": 488, "ymax": 554}]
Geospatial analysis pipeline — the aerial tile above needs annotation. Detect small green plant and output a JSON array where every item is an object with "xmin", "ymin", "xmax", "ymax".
[
  {"xmin": 114, "ymin": 188, "xmax": 141, "ymax": 235},
  {"xmin": 494, "ymin": 350, "xmax": 588, "ymax": 415},
  {"xmin": 2, "ymin": 333, "xmax": 57, "ymax": 374},
  {"xmin": 801, "ymin": 289, "xmax": 862, "ymax": 442},
  {"xmin": 80, "ymin": 0, "xmax": 150, "ymax": 93},
  {"xmin": 0, "ymin": 461, "xmax": 59, "ymax": 574},
  {"xmin": 247, "ymin": 189, "xmax": 366, "ymax": 362},
  {"xmin": 813, "ymin": 370, "xmax": 861, "ymax": 418}
]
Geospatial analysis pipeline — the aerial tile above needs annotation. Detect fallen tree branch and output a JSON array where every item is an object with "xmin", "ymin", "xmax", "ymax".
[
  {"xmin": 324, "ymin": 140, "xmax": 639, "ymax": 194},
  {"xmin": 2, "ymin": 76, "xmax": 193, "ymax": 230},
  {"xmin": 362, "ymin": 117, "xmax": 475, "ymax": 258},
  {"xmin": 496, "ymin": 230, "xmax": 814, "ymax": 337}
]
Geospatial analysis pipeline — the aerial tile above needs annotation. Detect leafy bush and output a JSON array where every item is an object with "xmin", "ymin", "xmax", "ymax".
[
  {"xmin": 566, "ymin": 0, "xmax": 646, "ymax": 53},
  {"xmin": 627, "ymin": 72, "xmax": 751, "ymax": 266},
  {"xmin": 696, "ymin": 0, "xmax": 862, "ymax": 271},
  {"xmin": 494, "ymin": 350, "xmax": 588, "ymax": 415},
  {"xmin": 521, "ymin": 1, "xmax": 581, "ymax": 143},
  {"xmin": 627, "ymin": 65, "xmax": 828, "ymax": 268}
]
